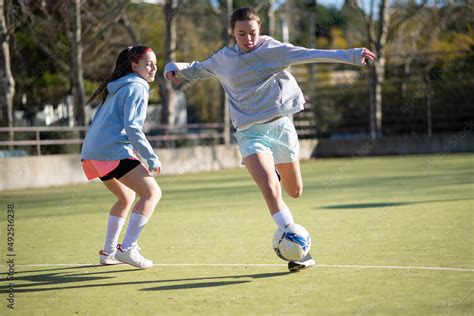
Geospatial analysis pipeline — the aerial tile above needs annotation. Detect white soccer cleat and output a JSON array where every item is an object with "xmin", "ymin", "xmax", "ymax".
[
  {"xmin": 99, "ymin": 250, "xmax": 122, "ymax": 265},
  {"xmin": 115, "ymin": 244, "xmax": 153, "ymax": 269},
  {"xmin": 288, "ymin": 253, "xmax": 316, "ymax": 272}
]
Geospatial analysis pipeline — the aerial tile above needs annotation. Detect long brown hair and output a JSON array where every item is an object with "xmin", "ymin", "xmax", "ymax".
[{"xmin": 86, "ymin": 45, "xmax": 152, "ymax": 105}]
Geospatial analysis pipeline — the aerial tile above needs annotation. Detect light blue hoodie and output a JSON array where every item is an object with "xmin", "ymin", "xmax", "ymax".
[
  {"xmin": 81, "ymin": 73, "xmax": 160, "ymax": 170},
  {"xmin": 164, "ymin": 36, "xmax": 365, "ymax": 129}
]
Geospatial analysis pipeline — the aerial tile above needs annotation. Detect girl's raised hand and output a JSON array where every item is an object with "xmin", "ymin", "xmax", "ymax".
[{"xmin": 361, "ymin": 48, "xmax": 376, "ymax": 65}]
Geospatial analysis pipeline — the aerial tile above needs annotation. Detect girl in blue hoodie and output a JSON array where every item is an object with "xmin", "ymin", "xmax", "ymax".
[
  {"xmin": 165, "ymin": 7, "xmax": 376, "ymax": 272},
  {"xmin": 81, "ymin": 46, "xmax": 161, "ymax": 269}
]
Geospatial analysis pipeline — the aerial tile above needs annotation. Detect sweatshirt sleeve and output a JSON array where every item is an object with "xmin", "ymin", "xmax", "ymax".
[
  {"xmin": 123, "ymin": 84, "xmax": 161, "ymax": 170},
  {"xmin": 164, "ymin": 57, "xmax": 217, "ymax": 82},
  {"xmin": 284, "ymin": 44, "xmax": 365, "ymax": 67},
  {"xmin": 263, "ymin": 37, "xmax": 364, "ymax": 68}
]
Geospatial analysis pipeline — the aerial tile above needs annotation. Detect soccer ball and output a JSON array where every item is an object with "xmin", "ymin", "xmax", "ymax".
[{"xmin": 272, "ymin": 223, "xmax": 311, "ymax": 262}]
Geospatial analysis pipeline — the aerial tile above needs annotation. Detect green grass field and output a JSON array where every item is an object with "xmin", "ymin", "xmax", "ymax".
[{"xmin": 1, "ymin": 153, "xmax": 473, "ymax": 315}]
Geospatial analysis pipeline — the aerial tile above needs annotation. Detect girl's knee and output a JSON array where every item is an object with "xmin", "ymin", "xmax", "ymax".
[
  {"xmin": 151, "ymin": 185, "xmax": 162, "ymax": 203},
  {"xmin": 118, "ymin": 191, "xmax": 136, "ymax": 207},
  {"xmin": 144, "ymin": 184, "xmax": 162, "ymax": 204},
  {"xmin": 127, "ymin": 190, "xmax": 137, "ymax": 201},
  {"xmin": 288, "ymin": 188, "xmax": 303, "ymax": 198}
]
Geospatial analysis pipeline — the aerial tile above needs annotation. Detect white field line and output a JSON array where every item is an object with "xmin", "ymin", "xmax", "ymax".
[{"xmin": 6, "ymin": 263, "xmax": 474, "ymax": 272}]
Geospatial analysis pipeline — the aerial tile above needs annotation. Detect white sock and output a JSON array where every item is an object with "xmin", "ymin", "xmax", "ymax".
[
  {"xmin": 272, "ymin": 208, "xmax": 294, "ymax": 227},
  {"xmin": 103, "ymin": 215, "xmax": 126, "ymax": 254},
  {"xmin": 121, "ymin": 212, "xmax": 150, "ymax": 251}
]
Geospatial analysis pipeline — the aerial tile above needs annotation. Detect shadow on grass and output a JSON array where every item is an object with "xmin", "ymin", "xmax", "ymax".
[
  {"xmin": 0, "ymin": 264, "xmax": 131, "ymax": 276},
  {"xmin": 320, "ymin": 197, "xmax": 473, "ymax": 210},
  {"xmin": 322, "ymin": 202, "xmax": 408, "ymax": 209},
  {"xmin": 141, "ymin": 271, "xmax": 291, "ymax": 291},
  {"xmin": 141, "ymin": 280, "xmax": 250, "ymax": 291},
  {"xmin": 0, "ymin": 265, "xmax": 141, "ymax": 292},
  {"xmin": 0, "ymin": 265, "xmax": 290, "ymax": 293}
]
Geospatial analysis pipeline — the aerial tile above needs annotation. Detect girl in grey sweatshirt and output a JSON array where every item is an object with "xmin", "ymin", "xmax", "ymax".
[{"xmin": 165, "ymin": 7, "xmax": 376, "ymax": 272}]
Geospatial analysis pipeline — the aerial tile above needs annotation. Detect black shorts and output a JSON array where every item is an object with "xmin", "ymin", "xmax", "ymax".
[{"xmin": 100, "ymin": 159, "xmax": 142, "ymax": 181}]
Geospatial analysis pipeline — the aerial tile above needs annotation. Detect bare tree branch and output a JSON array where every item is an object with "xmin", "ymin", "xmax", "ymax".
[
  {"xmin": 255, "ymin": 0, "xmax": 270, "ymax": 12},
  {"xmin": 119, "ymin": 14, "xmax": 140, "ymax": 45},
  {"xmin": 81, "ymin": 1, "xmax": 127, "ymax": 37},
  {"xmin": 83, "ymin": 14, "xmax": 124, "ymax": 51}
]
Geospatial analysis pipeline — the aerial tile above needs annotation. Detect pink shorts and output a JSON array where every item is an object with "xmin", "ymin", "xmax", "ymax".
[
  {"xmin": 81, "ymin": 160, "xmax": 121, "ymax": 180},
  {"xmin": 82, "ymin": 157, "xmax": 143, "ymax": 180}
]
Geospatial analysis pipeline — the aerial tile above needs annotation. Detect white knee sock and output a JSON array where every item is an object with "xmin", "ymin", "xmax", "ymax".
[
  {"xmin": 272, "ymin": 208, "xmax": 294, "ymax": 227},
  {"xmin": 121, "ymin": 212, "xmax": 150, "ymax": 251},
  {"xmin": 104, "ymin": 215, "xmax": 126, "ymax": 254}
]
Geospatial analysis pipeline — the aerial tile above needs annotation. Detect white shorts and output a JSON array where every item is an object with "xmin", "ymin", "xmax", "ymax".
[{"xmin": 235, "ymin": 116, "xmax": 299, "ymax": 164}]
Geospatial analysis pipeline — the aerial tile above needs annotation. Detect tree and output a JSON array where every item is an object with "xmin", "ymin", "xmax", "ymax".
[
  {"xmin": 341, "ymin": 0, "xmax": 366, "ymax": 47},
  {"xmin": 0, "ymin": 0, "xmax": 15, "ymax": 131},
  {"xmin": 362, "ymin": 0, "xmax": 390, "ymax": 139},
  {"xmin": 159, "ymin": 0, "xmax": 179, "ymax": 133},
  {"xmin": 265, "ymin": 0, "xmax": 275, "ymax": 37},
  {"xmin": 214, "ymin": 0, "xmax": 233, "ymax": 145},
  {"xmin": 69, "ymin": 0, "xmax": 86, "ymax": 126},
  {"xmin": 389, "ymin": 2, "xmax": 473, "ymax": 136},
  {"xmin": 10, "ymin": 1, "xmax": 135, "ymax": 125}
]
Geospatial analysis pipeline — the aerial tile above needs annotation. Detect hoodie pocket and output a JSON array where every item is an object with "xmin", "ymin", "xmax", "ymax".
[{"xmin": 243, "ymin": 75, "xmax": 283, "ymax": 114}]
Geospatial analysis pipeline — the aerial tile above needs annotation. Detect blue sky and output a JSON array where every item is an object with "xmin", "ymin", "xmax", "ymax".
[
  {"xmin": 141, "ymin": 0, "xmax": 347, "ymax": 9},
  {"xmin": 298, "ymin": 0, "xmax": 344, "ymax": 8},
  {"xmin": 273, "ymin": 0, "xmax": 345, "ymax": 9}
]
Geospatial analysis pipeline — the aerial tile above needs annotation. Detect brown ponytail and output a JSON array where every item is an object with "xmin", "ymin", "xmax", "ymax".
[{"xmin": 86, "ymin": 45, "xmax": 152, "ymax": 105}]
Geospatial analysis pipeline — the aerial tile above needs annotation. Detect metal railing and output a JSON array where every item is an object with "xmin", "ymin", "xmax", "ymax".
[
  {"xmin": 0, "ymin": 126, "xmax": 87, "ymax": 155},
  {"xmin": 0, "ymin": 123, "xmax": 229, "ymax": 156},
  {"xmin": 0, "ymin": 121, "xmax": 318, "ymax": 156}
]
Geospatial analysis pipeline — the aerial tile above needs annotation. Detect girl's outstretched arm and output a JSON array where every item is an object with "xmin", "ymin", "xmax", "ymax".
[
  {"xmin": 284, "ymin": 45, "xmax": 375, "ymax": 66},
  {"xmin": 265, "ymin": 38, "xmax": 376, "ymax": 68},
  {"xmin": 164, "ymin": 59, "xmax": 217, "ymax": 83}
]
